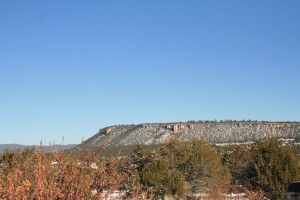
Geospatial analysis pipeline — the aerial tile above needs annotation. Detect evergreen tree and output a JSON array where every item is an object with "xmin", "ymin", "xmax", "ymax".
[
  {"xmin": 221, "ymin": 145, "xmax": 252, "ymax": 185},
  {"xmin": 246, "ymin": 139, "xmax": 300, "ymax": 199},
  {"xmin": 142, "ymin": 155, "xmax": 186, "ymax": 197},
  {"xmin": 129, "ymin": 145, "xmax": 186, "ymax": 199},
  {"xmin": 129, "ymin": 139, "xmax": 232, "ymax": 198},
  {"xmin": 159, "ymin": 139, "xmax": 231, "ymax": 196}
]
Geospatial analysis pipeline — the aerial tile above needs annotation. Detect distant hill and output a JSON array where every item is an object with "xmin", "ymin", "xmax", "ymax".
[
  {"xmin": 80, "ymin": 121, "xmax": 300, "ymax": 149},
  {"xmin": 0, "ymin": 144, "xmax": 77, "ymax": 153}
]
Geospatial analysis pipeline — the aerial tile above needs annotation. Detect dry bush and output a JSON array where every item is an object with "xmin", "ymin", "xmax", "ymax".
[{"xmin": 0, "ymin": 143, "xmax": 150, "ymax": 199}]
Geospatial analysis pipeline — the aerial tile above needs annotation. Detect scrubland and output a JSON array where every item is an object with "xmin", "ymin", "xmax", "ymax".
[{"xmin": 0, "ymin": 139, "xmax": 298, "ymax": 199}]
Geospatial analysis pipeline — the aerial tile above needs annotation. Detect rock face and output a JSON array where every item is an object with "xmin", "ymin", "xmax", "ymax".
[{"xmin": 81, "ymin": 121, "xmax": 300, "ymax": 148}]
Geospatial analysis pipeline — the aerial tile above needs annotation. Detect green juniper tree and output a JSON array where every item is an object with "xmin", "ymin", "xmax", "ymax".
[
  {"xmin": 129, "ymin": 145, "xmax": 186, "ymax": 199},
  {"xmin": 246, "ymin": 139, "xmax": 300, "ymax": 199},
  {"xmin": 129, "ymin": 139, "xmax": 232, "ymax": 199},
  {"xmin": 159, "ymin": 139, "xmax": 231, "ymax": 196}
]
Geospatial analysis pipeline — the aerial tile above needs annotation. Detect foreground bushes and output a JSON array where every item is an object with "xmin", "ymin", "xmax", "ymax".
[
  {"xmin": 1, "ymin": 139, "xmax": 299, "ymax": 199},
  {"xmin": 246, "ymin": 139, "xmax": 300, "ymax": 199},
  {"xmin": 223, "ymin": 139, "xmax": 300, "ymax": 199},
  {"xmin": 0, "ymin": 146, "xmax": 134, "ymax": 199},
  {"xmin": 129, "ymin": 139, "xmax": 232, "ymax": 198}
]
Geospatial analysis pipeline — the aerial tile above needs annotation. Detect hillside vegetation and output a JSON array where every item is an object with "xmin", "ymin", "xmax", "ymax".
[{"xmin": 81, "ymin": 121, "xmax": 300, "ymax": 148}]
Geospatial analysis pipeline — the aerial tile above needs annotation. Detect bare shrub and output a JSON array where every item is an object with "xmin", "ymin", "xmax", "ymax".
[{"xmin": 0, "ymin": 142, "xmax": 148, "ymax": 199}]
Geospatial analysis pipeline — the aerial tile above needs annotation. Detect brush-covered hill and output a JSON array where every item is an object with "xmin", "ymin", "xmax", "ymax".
[{"xmin": 80, "ymin": 121, "xmax": 300, "ymax": 148}]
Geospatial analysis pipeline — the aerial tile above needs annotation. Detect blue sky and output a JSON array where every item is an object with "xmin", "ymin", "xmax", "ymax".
[{"xmin": 1, "ymin": 1, "xmax": 299, "ymax": 145}]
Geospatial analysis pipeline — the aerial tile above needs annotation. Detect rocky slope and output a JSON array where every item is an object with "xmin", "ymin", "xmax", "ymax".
[{"xmin": 81, "ymin": 121, "xmax": 300, "ymax": 148}]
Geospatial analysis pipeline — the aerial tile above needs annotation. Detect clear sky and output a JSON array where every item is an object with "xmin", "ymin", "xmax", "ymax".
[{"xmin": 1, "ymin": 1, "xmax": 300, "ymax": 145}]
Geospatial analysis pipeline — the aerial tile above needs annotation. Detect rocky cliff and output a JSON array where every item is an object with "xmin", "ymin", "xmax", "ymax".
[{"xmin": 81, "ymin": 121, "xmax": 300, "ymax": 148}]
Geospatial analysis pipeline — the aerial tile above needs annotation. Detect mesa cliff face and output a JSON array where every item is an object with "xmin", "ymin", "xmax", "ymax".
[{"xmin": 81, "ymin": 121, "xmax": 300, "ymax": 148}]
